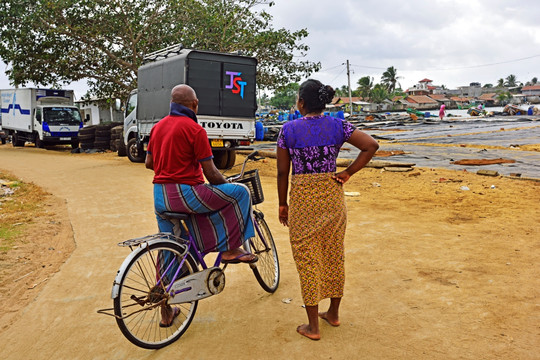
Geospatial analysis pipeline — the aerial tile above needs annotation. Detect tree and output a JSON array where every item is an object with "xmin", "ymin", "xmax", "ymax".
[
  {"xmin": 0, "ymin": 0, "xmax": 320, "ymax": 100},
  {"xmin": 270, "ymin": 82, "xmax": 299, "ymax": 109},
  {"xmin": 370, "ymin": 84, "xmax": 389, "ymax": 104},
  {"xmin": 483, "ymin": 84, "xmax": 493, "ymax": 88},
  {"xmin": 497, "ymin": 78, "xmax": 505, "ymax": 87},
  {"xmin": 334, "ymin": 85, "xmax": 349, "ymax": 97},
  {"xmin": 380, "ymin": 66, "xmax": 400, "ymax": 93},
  {"xmin": 504, "ymin": 74, "xmax": 518, "ymax": 87},
  {"xmin": 357, "ymin": 76, "xmax": 374, "ymax": 100},
  {"xmin": 496, "ymin": 91, "xmax": 512, "ymax": 105},
  {"xmin": 525, "ymin": 77, "xmax": 538, "ymax": 86}
]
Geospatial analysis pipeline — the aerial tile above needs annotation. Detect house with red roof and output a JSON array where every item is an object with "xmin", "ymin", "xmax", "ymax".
[
  {"xmin": 404, "ymin": 95, "xmax": 439, "ymax": 109},
  {"xmin": 522, "ymin": 85, "xmax": 540, "ymax": 96},
  {"xmin": 428, "ymin": 94, "xmax": 452, "ymax": 107},
  {"xmin": 478, "ymin": 93, "xmax": 498, "ymax": 106},
  {"xmin": 406, "ymin": 78, "xmax": 442, "ymax": 96}
]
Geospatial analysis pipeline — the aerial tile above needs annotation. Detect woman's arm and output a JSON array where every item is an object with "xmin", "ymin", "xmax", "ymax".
[
  {"xmin": 333, "ymin": 129, "xmax": 379, "ymax": 184},
  {"xmin": 276, "ymin": 147, "xmax": 291, "ymax": 226}
]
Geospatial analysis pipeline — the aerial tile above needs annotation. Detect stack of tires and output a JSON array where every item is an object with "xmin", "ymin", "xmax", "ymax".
[
  {"xmin": 79, "ymin": 122, "xmax": 123, "ymax": 151},
  {"xmin": 93, "ymin": 124, "xmax": 112, "ymax": 150},
  {"xmin": 79, "ymin": 125, "xmax": 96, "ymax": 150},
  {"xmin": 111, "ymin": 125, "xmax": 126, "ymax": 156}
]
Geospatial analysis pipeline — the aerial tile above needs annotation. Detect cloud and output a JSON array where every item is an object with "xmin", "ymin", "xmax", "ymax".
[
  {"xmin": 267, "ymin": 0, "xmax": 540, "ymax": 89},
  {"xmin": 2, "ymin": 0, "xmax": 539, "ymax": 95}
]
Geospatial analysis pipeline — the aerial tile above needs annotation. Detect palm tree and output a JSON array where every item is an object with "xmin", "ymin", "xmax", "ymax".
[
  {"xmin": 357, "ymin": 76, "xmax": 374, "ymax": 100},
  {"xmin": 371, "ymin": 84, "xmax": 389, "ymax": 104},
  {"xmin": 504, "ymin": 74, "xmax": 518, "ymax": 87},
  {"xmin": 497, "ymin": 78, "xmax": 505, "ymax": 87},
  {"xmin": 381, "ymin": 66, "xmax": 401, "ymax": 93}
]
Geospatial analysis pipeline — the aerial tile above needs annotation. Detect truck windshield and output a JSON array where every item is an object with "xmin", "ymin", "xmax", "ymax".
[{"xmin": 43, "ymin": 107, "xmax": 82, "ymax": 125}]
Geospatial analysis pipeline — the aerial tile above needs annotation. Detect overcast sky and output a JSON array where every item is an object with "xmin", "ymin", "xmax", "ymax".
[{"xmin": 1, "ymin": 0, "xmax": 539, "ymax": 99}]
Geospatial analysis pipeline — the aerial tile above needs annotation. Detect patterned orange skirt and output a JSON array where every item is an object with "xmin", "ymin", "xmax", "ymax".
[{"xmin": 289, "ymin": 172, "xmax": 347, "ymax": 306}]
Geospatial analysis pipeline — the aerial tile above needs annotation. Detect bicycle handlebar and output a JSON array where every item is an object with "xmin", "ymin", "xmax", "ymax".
[{"xmin": 227, "ymin": 150, "xmax": 265, "ymax": 180}]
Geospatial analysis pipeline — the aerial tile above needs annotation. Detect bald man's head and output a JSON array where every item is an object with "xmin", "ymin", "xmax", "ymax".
[{"xmin": 171, "ymin": 84, "xmax": 199, "ymax": 113}]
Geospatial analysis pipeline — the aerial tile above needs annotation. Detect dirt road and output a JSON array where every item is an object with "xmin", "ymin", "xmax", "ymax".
[{"xmin": 0, "ymin": 145, "xmax": 538, "ymax": 359}]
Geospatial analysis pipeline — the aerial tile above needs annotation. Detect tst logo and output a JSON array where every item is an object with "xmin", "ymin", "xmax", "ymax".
[{"xmin": 225, "ymin": 71, "xmax": 247, "ymax": 99}]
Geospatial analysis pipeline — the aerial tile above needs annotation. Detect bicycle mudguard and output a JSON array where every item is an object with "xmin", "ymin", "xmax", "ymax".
[{"xmin": 111, "ymin": 238, "xmax": 189, "ymax": 299}]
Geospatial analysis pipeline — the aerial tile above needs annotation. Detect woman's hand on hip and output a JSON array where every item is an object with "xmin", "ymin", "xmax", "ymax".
[
  {"xmin": 279, "ymin": 205, "xmax": 289, "ymax": 227},
  {"xmin": 333, "ymin": 170, "xmax": 350, "ymax": 184}
]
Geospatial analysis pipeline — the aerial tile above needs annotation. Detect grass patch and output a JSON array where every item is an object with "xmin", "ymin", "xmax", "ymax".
[{"xmin": 0, "ymin": 169, "xmax": 49, "ymax": 253}]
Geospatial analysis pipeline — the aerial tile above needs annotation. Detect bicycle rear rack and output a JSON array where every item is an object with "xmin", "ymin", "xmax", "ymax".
[{"xmin": 118, "ymin": 232, "xmax": 188, "ymax": 248}]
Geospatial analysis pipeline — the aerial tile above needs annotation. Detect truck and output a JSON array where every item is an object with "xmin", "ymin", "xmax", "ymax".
[
  {"xmin": 123, "ymin": 45, "xmax": 257, "ymax": 168},
  {"xmin": 0, "ymin": 88, "xmax": 83, "ymax": 148}
]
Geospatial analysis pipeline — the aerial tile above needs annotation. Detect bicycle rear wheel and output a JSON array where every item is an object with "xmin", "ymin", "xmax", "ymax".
[
  {"xmin": 113, "ymin": 241, "xmax": 198, "ymax": 349},
  {"xmin": 248, "ymin": 211, "xmax": 280, "ymax": 292}
]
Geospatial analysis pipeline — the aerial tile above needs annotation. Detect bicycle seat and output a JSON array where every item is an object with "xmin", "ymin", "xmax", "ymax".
[{"xmin": 161, "ymin": 211, "xmax": 189, "ymax": 220}]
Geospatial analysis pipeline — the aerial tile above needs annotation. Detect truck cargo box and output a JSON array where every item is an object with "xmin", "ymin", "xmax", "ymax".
[{"xmin": 137, "ymin": 48, "xmax": 257, "ymax": 123}]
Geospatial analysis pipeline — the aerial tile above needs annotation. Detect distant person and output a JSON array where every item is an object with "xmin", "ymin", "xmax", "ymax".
[
  {"xmin": 276, "ymin": 79, "xmax": 379, "ymax": 340},
  {"xmin": 439, "ymin": 104, "xmax": 446, "ymax": 120}
]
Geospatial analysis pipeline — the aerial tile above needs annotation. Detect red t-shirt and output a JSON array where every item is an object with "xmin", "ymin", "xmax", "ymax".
[{"xmin": 147, "ymin": 115, "xmax": 213, "ymax": 185}]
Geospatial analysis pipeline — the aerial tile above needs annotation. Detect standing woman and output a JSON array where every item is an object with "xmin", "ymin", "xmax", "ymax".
[
  {"xmin": 276, "ymin": 79, "xmax": 379, "ymax": 340},
  {"xmin": 439, "ymin": 104, "xmax": 446, "ymax": 121}
]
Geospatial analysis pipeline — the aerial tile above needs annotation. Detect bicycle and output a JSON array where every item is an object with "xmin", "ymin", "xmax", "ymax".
[{"xmin": 98, "ymin": 151, "xmax": 279, "ymax": 349}]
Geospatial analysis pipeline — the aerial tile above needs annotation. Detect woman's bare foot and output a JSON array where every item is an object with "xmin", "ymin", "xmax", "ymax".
[
  {"xmin": 296, "ymin": 324, "xmax": 320, "ymax": 340},
  {"xmin": 319, "ymin": 312, "xmax": 340, "ymax": 327}
]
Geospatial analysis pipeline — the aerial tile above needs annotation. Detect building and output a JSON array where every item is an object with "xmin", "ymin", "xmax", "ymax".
[
  {"xmin": 76, "ymin": 98, "xmax": 123, "ymax": 126},
  {"xmin": 522, "ymin": 85, "xmax": 540, "ymax": 96},
  {"xmin": 404, "ymin": 95, "xmax": 439, "ymax": 110},
  {"xmin": 407, "ymin": 78, "xmax": 437, "ymax": 96},
  {"xmin": 478, "ymin": 93, "xmax": 498, "ymax": 106}
]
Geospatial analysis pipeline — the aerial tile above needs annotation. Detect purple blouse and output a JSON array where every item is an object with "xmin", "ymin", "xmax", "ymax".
[{"xmin": 277, "ymin": 115, "xmax": 356, "ymax": 175}]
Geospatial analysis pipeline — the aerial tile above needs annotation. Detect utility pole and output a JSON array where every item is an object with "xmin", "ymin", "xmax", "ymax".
[{"xmin": 347, "ymin": 60, "xmax": 353, "ymax": 117}]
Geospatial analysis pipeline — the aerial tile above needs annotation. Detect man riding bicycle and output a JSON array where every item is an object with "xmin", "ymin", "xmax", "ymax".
[{"xmin": 145, "ymin": 85, "xmax": 259, "ymax": 326}]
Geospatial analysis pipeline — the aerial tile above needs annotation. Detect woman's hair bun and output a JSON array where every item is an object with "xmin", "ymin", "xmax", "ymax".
[{"xmin": 318, "ymin": 85, "xmax": 335, "ymax": 104}]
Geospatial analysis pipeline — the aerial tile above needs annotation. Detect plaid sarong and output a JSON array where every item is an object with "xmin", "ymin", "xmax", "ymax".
[{"xmin": 154, "ymin": 182, "xmax": 254, "ymax": 253}]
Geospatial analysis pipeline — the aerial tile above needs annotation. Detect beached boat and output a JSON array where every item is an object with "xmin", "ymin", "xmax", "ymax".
[
  {"xmin": 467, "ymin": 107, "xmax": 483, "ymax": 116},
  {"xmin": 502, "ymin": 104, "xmax": 525, "ymax": 115}
]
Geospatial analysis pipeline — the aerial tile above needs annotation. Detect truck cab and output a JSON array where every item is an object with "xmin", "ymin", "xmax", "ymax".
[{"xmin": 0, "ymin": 88, "xmax": 82, "ymax": 148}]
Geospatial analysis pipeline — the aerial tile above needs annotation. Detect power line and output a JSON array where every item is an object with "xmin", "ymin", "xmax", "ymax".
[{"xmin": 322, "ymin": 54, "xmax": 540, "ymax": 73}]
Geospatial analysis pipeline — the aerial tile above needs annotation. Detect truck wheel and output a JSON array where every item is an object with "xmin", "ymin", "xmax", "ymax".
[
  {"xmin": 12, "ymin": 133, "xmax": 25, "ymax": 147},
  {"xmin": 35, "ymin": 134, "xmax": 44, "ymax": 148},
  {"xmin": 225, "ymin": 150, "xmax": 236, "ymax": 169},
  {"xmin": 1, "ymin": 138, "xmax": 6, "ymax": 145},
  {"xmin": 212, "ymin": 150, "xmax": 228, "ymax": 169},
  {"xmin": 127, "ymin": 138, "xmax": 144, "ymax": 163}
]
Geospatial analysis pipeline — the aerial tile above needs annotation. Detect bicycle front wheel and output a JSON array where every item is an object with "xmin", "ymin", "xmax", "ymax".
[
  {"xmin": 248, "ymin": 211, "xmax": 280, "ymax": 292},
  {"xmin": 113, "ymin": 241, "xmax": 198, "ymax": 349}
]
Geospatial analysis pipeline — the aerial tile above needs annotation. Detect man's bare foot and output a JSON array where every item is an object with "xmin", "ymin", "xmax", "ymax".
[
  {"xmin": 296, "ymin": 324, "xmax": 320, "ymax": 340},
  {"xmin": 319, "ymin": 312, "xmax": 340, "ymax": 327},
  {"xmin": 221, "ymin": 248, "xmax": 258, "ymax": 264}
]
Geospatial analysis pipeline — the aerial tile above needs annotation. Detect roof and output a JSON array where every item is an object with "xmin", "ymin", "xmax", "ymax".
[
  {"xmin": 450, "ymin": 96, "xmax": 470, "ymax": 102},
  {"xmin": 478, "ymin": 93, "xmax": 497, "ymax": 100},
  {"xmin": 332, "ymin": 96, "xmax": 366, "ymax": 104},
  {"xmin": 406, "ymin": 95, "xmax": 438, "ymax": 104},
  {"xmin": 429, "ymin": 94, "xmax": 450, "ymax": 101},
  {"xmin": 522, "ymin": 85, "xmax": 540, "ymax": 91},
  {"xmin": 419, "ymin": 78, "xmax": 433, "ymax": 83}
]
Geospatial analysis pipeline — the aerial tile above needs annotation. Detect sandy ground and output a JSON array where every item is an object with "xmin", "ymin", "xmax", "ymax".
[{"xmin": 0, "ymin": 143, "xmax": 538, "ymax": 360}]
